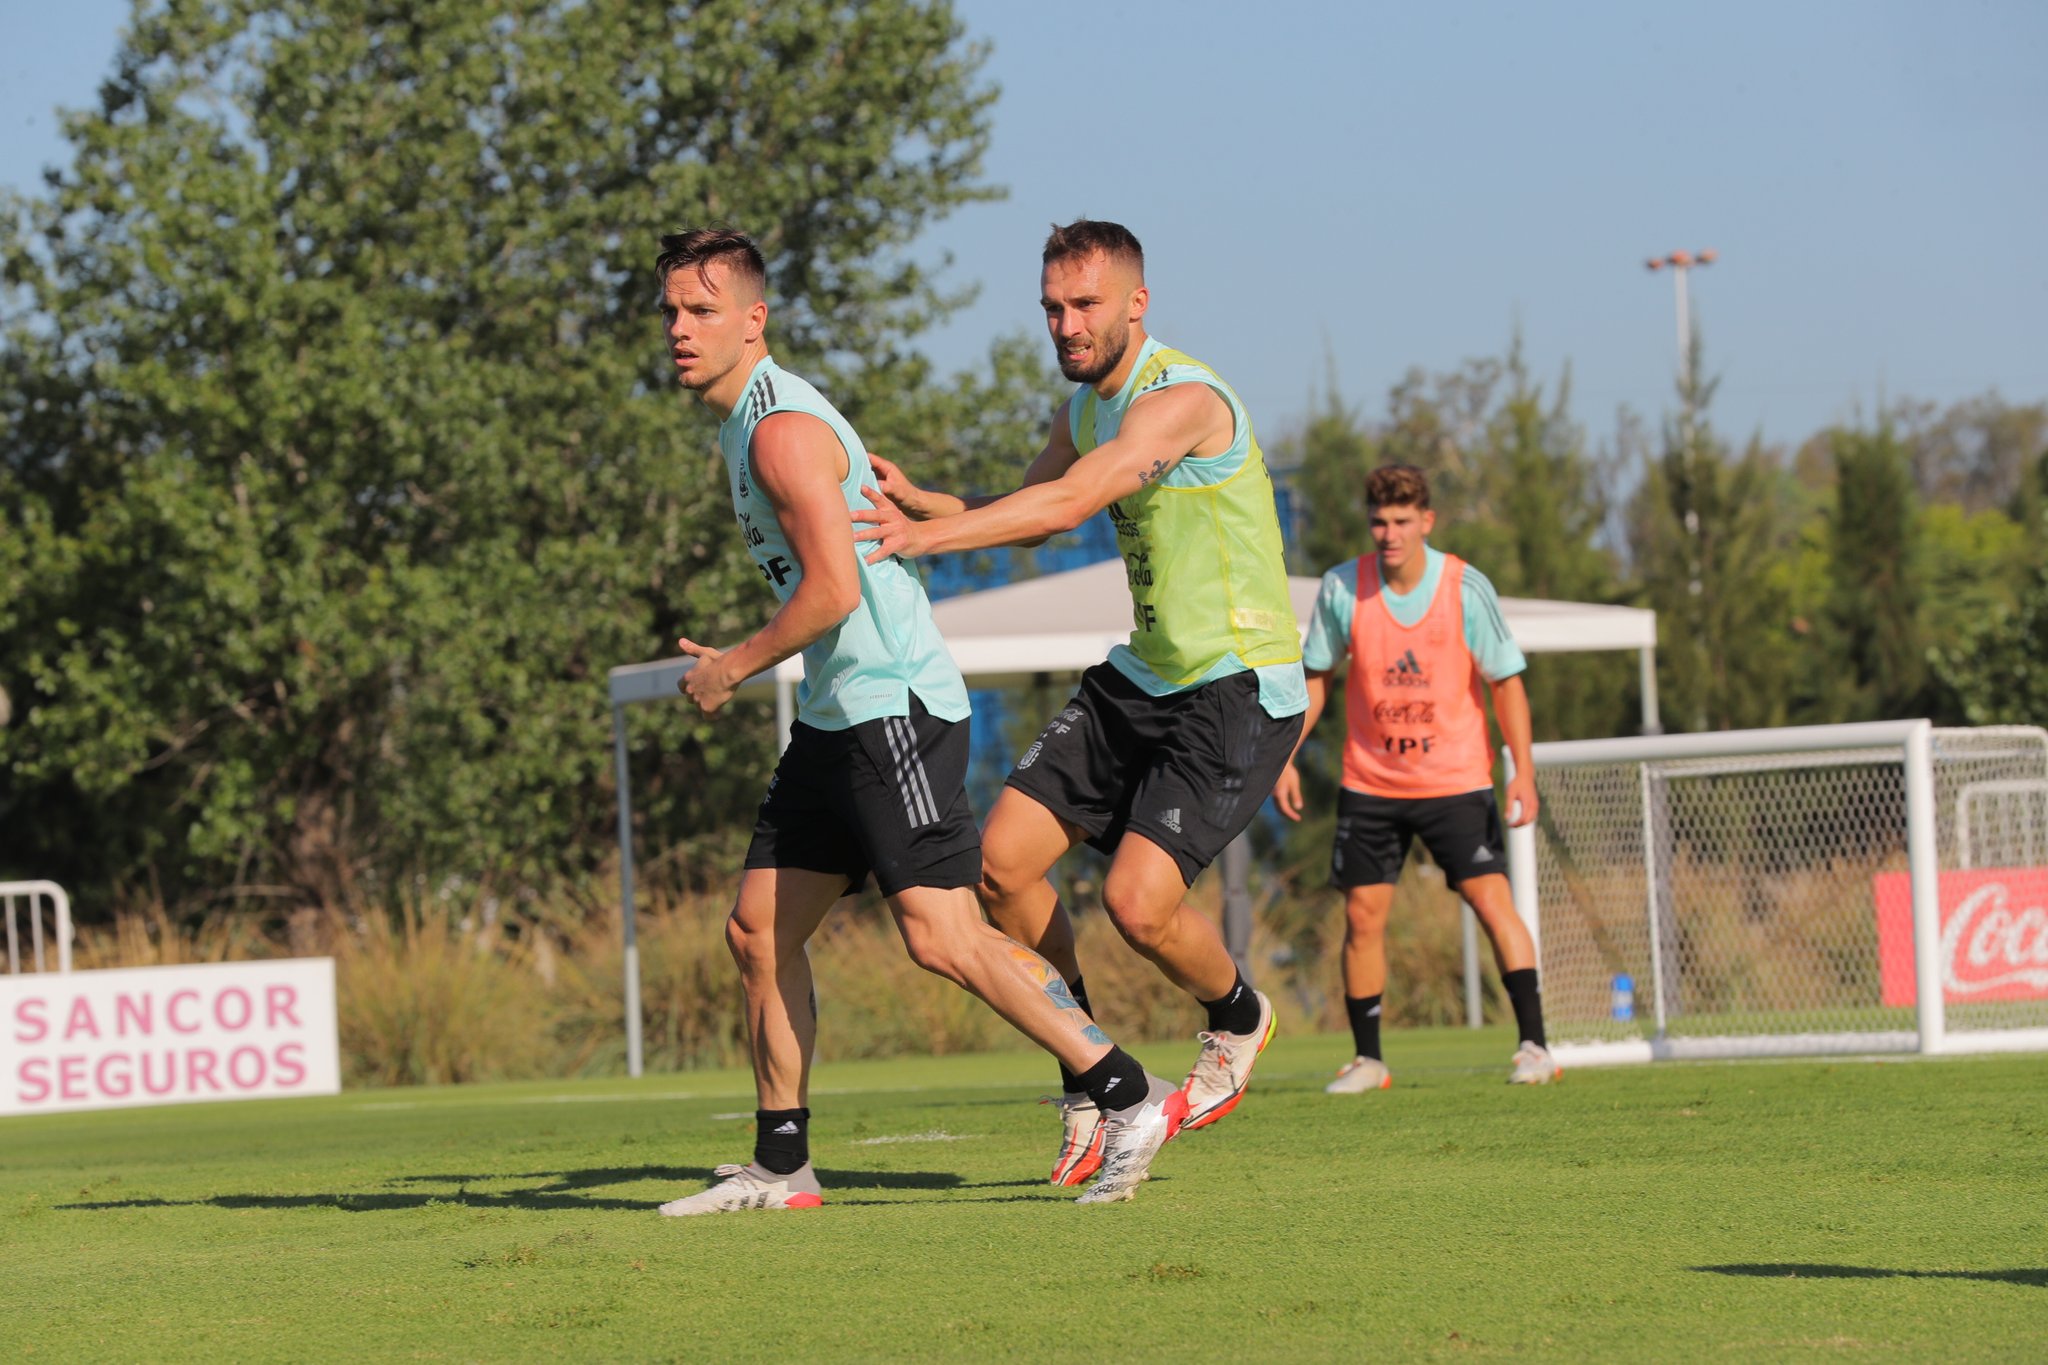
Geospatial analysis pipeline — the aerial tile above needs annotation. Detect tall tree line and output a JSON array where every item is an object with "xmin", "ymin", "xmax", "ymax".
[
  {"xmin": 0, "ymin": 1, "xmax": 1060, "ymax": 913},
  {"xmin": 1274, "ymin": 340, "xmax": 2044, "ymax": 743}
]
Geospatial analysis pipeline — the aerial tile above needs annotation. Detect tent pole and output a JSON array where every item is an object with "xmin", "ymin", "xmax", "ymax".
[
  {"xmin": 1639, "ymin": 645, "xmax": 1662, "ymax": 736},
  {"xmin": 612, "ymin": 704, "xmax": 644, "ymax": 1079},
  {"xmin": 1220, "ymin": 831, "xmax": 1254, "ymax": 985},
  {"xmin": 1462, "ymin": 906, "xmax": 1484, "ymax": 1028}
]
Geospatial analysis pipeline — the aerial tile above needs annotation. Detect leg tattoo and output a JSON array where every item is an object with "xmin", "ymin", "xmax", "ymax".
[{"xmin": 1011, "ymin": 946, "xmax": 1112, "ymax": 1044}]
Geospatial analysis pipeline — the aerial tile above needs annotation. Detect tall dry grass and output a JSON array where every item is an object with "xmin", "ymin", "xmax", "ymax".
[
  {"xmin": 73, "ymin": 903, "xmax": 275, "ymax": 969},
  {"xmin": 62, "ymin": 864, "xmax": 1478, "ymax": 1087},
  {"xmin": 325, "ymin": 907, "xmax": 558, "ymax": 1087},
  {"xmin": 1257, "ymin": 862, "xmax": 1494, "ymax": 1032}
]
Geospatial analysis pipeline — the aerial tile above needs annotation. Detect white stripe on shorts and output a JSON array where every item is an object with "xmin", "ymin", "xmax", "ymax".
[
  {"xmin": 900, "ymin": 718, "xmax": 940, "ymax": 826},
  {"xmin": 883, "ymin": 716, "xmax": 938, "ymax": 827}
]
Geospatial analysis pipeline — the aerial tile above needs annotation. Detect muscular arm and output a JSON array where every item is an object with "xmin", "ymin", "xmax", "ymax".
[
  {"xmin": 676, "ymin": 412, "xmax": 861, "ymax": 711},
  {"xmin": 1490, "ymin": 672, "xmax": 1539, "ymax": 827},
  {"xmin": 854, "ymin": 383, "xmax": 1230, "ymax": 562},
  {"xmin": 872, "ymin": 399, "xmax": 1080, "ymax": 526}
]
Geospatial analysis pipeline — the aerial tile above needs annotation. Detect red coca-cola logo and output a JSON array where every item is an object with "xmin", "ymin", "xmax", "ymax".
[{"xmin": 1873, "ymin": 867, "xmax": 2048, "ymax": 1007}]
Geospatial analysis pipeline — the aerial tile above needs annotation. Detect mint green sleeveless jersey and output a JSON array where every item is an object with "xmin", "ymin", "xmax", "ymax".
[{"xmin": 718, "ymin": 356, "xmax": 969, "ymax": 730}]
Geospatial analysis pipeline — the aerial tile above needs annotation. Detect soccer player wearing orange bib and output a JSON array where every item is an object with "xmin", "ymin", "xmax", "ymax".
[{"xmin": 1273, "ymin": 464, "xmax": 1559, "ymax": 1088}]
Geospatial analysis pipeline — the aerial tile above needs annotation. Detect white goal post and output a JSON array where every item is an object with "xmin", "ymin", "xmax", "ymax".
[{"xmin": 1508, "ymin": 721, "xmax": 2048, "ymax": 1066}]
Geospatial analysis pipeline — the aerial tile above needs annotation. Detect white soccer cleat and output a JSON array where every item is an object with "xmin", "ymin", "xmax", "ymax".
[
  {"xmin": 657, "ymin": 1162, "xmax": 824, "ymax": 1216},
  {"xmin": 1180, "ymin": 989, "xmax": 1276, "ymax": 1131},
  {"xmin": 1325, "ymin": 1055, "xmax": 1394, "ymax": 1094},
  {"xmin": 1075, "ymin": 1074, "xmax": 1189, "ymax": 1205},
  {"xmin": 1508, "ymin": 1041, "xmax": 1561, "ymax": 1086},
  {"xmin": 1043, "ymin": 1092, "xmax": 1105, "ymax": 1187}
]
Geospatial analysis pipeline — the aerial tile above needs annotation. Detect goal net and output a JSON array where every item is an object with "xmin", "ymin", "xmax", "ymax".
[{"xmin": 1512, "ymin": 722, "xmax": 2048, "ymax": 1065}]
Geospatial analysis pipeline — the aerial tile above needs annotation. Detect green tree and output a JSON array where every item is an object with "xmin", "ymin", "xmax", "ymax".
[
  {"xmin": 1930, "ymin": 510, "xmax": 2048, "ymax": 725},
  {"xmin": 1823, "ymin": 422, "xmax": 1926, "ymax": 718},
  {"xmin": 1630, "ymin": 348, "xmax": 1799, "ymax": 731},
  {"xmin": 1430, "ymin": 339, "xmax": 1634, "ymax": 741},
  {"xmin": 0, "ymin": 0, "xmax": 1025, "ymax": 911},
  {"xmin": 1283, "ymin": 379, "xmax": 1379, "ymax": 575},
  {"xmin": 1896, "ymin": 393, "xmax": 2046, "ymax": 515}
]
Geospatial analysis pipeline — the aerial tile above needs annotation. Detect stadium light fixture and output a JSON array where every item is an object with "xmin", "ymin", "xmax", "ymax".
[{"xmin": 1644, "ymin": 249, "xmax": 1717, "ymax": 388}]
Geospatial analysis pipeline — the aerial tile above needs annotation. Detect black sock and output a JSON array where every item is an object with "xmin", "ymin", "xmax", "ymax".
[
  {"xmin": 1200, "ymin": 972, "xmax": 1262, "ymax": 1037},
  {"xmin": 1073, "ymin": 1045, "xmax": 1149, "ymax": 1115},
  {"xmin": 1502, "ymin": 968, "xmax": 1547, "ymax": 1049},
  {"xmin": 1345, "ymin": 994, "xmax": 1384, "ymax": 1060},
  {"xmin": 754, "ymin": 1107, "xmax": 810, "ymax": 1175},
  {"xmin": 1056, "ymin": 976, "xmax": 1095, "ymax": 1094}
]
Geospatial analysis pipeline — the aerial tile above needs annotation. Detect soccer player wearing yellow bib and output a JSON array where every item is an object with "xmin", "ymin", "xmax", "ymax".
[
  {"xmin": 1272, "ymin": 464, "xmax": 1559, "ymax": 1090},
  {"xmin": 654, "ymin": 228, "xmax": 1185, "ymax": 1213},
  {"xmin": 855, "ymin": 221, "xmax": 1304, "ymax": 1185}
]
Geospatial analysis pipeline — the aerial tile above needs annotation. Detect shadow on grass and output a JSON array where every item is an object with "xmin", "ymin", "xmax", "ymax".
[
  {"xmin": 56, "ymin": 1163, "xmax": 998, "ymax": 1214},
  {"xmin": 1695, "ymin": 1264, "xmax": 2048, "ymax": 1288},
  {"xmin": 834, "ymin": 1175, "xmax": 1171, "ymax": 1209}
]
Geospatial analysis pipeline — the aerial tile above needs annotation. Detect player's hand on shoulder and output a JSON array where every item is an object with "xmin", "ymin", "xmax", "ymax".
[
  {"xmin": 851, "ymin": 485, "xmax": 925, "ymax": 564},
  {"xmin": 866, "ymin": 453, "xmax": 930, "ymax": 519}
]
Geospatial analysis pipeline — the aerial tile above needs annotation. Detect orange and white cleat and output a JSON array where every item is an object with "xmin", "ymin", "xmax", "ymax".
[
  {"xmin": 1325, "ymin": 1055, "xmax": 1393, "ymax": 1094},
  {"xmin": 1075, "ymin": 1074, "xmax": 1189, "ymax": 1205},
  {"xmin": 1044, "ymin": 1092, "xmax": 1105, "ymax": 1187},
  {"xmin": 657, "ymin": 1162, "xmax": 824, "ymax": 1216},
  {"xmin": 1179, "ymin": 989, "xmax": 1276, "ymax": 1132},
  {"xmin": 1508, "ymin": 1041, "xmax": 1562, "ymax": 1085}
]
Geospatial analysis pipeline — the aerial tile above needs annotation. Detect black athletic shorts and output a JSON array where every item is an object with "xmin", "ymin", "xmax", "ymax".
[
  {"xmin": 1331, "ymin": 788, "xmax": 1506, "ymax": 889},
  {"xmin": 743, "ymin": 696, "xmax": 981, "ymax": 897},
  {"xmin": 1005, "ymin": 663, "xmax": 1305, "ymax": 887}
]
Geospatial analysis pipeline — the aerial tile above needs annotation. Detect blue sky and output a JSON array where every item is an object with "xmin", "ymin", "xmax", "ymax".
[{"xmin": 5, "ymin": 0, "xmax": 2045, "ymax": 449}]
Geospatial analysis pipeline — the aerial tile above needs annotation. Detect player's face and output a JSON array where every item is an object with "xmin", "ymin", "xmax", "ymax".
[
  {"xmin": 1369, "ymin": 502, "xmax": 1434, "ymax": 571},
  {"xmin": 659, "ymin": 262, "xmax": 763, "ymax": 396},
  {"xmin": 1041, "ymin": 252, "xmax": 1146, "ymax": 386}
]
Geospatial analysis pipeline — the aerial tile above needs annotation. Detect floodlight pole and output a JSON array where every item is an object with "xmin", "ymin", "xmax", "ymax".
[
  {"xmin": 1645, "ymin": 248, "xmax": 1718, "ymax": 732},
  {"xmin": 1644, "ymin": 249, "xmax": 1717, "ymax": 392},
  {"xmin": 1673, "ymin": 264, "xmax": 1691, "ymax": 389}
]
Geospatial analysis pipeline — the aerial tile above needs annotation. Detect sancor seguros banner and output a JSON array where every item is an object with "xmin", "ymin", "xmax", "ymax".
[{"xmin": 2, "ymin": 958, "xmax": 341, "ymax": 1116}]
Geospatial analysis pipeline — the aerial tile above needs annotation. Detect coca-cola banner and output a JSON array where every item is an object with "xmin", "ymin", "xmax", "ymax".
[
  {"xmin": 1873, "ymin": 867, "xmax": 2048, "ymax": 1007},
  {"xmin": 1, "ymin": 958, "xmax": 340, "ymax": 1116}
]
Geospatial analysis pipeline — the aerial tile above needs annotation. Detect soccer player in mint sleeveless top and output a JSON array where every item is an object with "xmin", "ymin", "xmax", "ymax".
[
  {"xmin": 1272, "ymin": 463, "xmax": 1559, "ymax": 1090},
  {"xmin": 855, "ymin": 220, "xmax": 1304, "ymax": 1184},
  {"xmin": 652, "ymin": 228, "xmax": 1185, "ymax": 1213}
]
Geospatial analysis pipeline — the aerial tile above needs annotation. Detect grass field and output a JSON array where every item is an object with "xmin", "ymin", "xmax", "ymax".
[{"xmin": 8, "ymin": 1027, "xmax": 2046, "ymax": 1362}]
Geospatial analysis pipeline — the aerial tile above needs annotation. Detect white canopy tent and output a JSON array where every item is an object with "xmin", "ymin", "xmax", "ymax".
[{"xmin": 607, "ymin": 558, "xmax": 1659, "ymax": 1075}]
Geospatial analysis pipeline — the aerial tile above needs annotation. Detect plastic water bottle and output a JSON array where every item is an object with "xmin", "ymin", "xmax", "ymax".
[{"xmin": 1611, "ymin": 974, "xmax": 1636, "ymax": 1023}]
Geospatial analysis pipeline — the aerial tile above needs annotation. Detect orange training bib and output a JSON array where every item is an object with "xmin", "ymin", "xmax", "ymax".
[{"xmin": 1341, "ymin": 554, "xmax": 1495, "ymax": 798}]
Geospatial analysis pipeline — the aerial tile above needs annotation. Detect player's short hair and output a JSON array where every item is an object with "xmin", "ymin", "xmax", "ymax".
[
  {"xmin": 655, "ymin": 227, "xmax": 766, "ymax": 300},
  {"xmin": 1367, "ymin": 464, "xmax": 1431, "ymax": 511},
  {"xmin": 1042, "ymin": 219, "xmax": 1144, "ymax": 278}
]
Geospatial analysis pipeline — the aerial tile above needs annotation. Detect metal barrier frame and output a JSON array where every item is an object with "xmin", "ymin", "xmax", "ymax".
[{"xmin": 2, "ymin": 881, "xmax": 73, "ymax": 974}]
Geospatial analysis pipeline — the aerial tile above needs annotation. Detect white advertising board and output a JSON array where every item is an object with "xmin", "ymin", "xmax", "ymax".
[{"xmin": 1, "ymin": 958, "xmax": 341, "ymax": 1116}]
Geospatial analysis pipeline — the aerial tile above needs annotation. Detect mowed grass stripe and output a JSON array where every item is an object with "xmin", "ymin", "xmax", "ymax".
[{"xmin": 7, "ymin": 1028, "xmax": 2046, "ymax": 1362}]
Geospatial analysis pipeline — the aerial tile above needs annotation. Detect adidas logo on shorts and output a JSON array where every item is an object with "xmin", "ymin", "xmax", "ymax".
[{"xmin": 1159, "ymin": 808, "xmax": 1183, "ymax": 834}]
